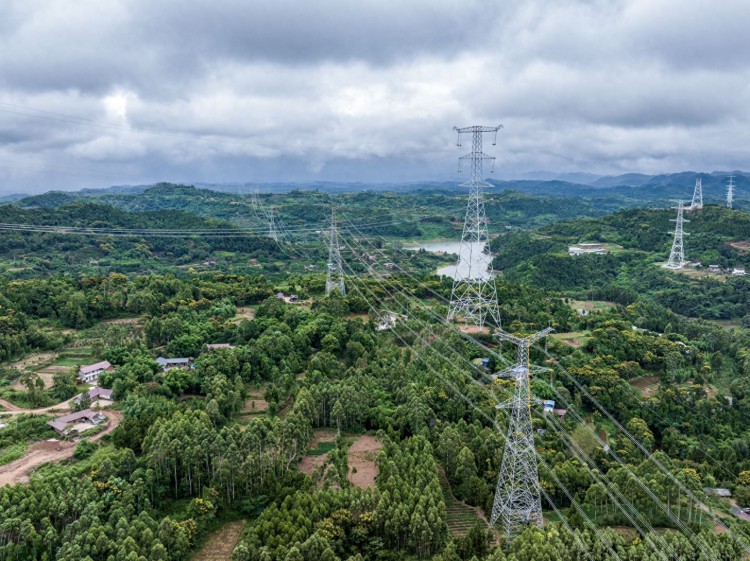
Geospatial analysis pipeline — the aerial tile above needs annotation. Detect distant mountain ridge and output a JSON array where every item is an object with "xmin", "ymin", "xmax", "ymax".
[{"xmin": 3, "ymin": 171, "xmax": 748, "ymax": 210}]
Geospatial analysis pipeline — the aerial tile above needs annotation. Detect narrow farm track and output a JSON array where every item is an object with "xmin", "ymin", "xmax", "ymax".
[{"xmin": 0, "ymin": 409, "xmax": 121, "ymax": 486}]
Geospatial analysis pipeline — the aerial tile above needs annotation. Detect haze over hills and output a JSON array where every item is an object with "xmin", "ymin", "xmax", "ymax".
[
  {"xmin": 4, "ymin": 170, "xmax": 747, "ymax": 216},
  {"xmin": 4, "ymin": 169, "xmax": 749, "ymax": 196}
]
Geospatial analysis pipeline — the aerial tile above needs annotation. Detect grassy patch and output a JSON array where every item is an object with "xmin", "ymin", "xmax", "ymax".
[
  {"xmin": 52, "ymin": 358, "xmax": 89, "ymax": 367},
  {"xmin": 307, "ymin": 441, "xmax": 336, "ymax": 456},
  {"xmin": 0, "ymin": 442, "xmax": 27, "ymax": 466},
  {"xmin": 550, "ymin": 331, "xmax": 591, "ymax": 348}
]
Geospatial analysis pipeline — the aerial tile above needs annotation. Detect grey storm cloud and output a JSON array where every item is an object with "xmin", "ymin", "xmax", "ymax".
[{"xmin": 0, "ymin": 0, "xmax": 749, "ymax": 193}]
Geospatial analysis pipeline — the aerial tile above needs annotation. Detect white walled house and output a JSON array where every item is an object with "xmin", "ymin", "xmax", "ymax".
[{"xmin": 78, "ymin": 361, "xmax": 114, "ymax": 384}]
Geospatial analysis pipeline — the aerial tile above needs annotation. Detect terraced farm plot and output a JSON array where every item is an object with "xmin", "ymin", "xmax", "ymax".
[
  {"xmin": 297, "ymin": 429, "xmax": 337, "ymax": 479},
  {"xmin": 630, "ymin": 376, "xmax": 660, "ymax": 397},
  {"xmin": 240, "ymin": 390, "xmax": 269, "ymax": 415},
  {"xmin": 437, "ymin": 468, "xmax": 493, "ymax": 541}
]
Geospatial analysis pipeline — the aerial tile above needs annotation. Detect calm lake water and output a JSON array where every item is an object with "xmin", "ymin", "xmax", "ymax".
[{"xmin": 405, "ymin": 240, "xmax": 494, "ymax": 281}]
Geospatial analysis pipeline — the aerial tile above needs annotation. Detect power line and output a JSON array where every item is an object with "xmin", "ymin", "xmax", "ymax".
[
  {"xmin": 336, "ymin": 246, "xmax": 646, "ymax": 558},
  {"xmin": 338, "ymin": 225, "xmax": 737, "ymax": 556}
]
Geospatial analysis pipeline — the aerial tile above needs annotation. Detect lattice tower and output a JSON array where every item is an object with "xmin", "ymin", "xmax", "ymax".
[
  {"xmin": 666, "ymin": 201, "xmax": 689, "ymax": 269},
  {"xmin": 491, "ymin": 328, "xmax": 552, "ymax": 539},
  {"xmin": 325, "ymin": 208, "xmax": 346, "ymax": 297},
  {"xmin": 447, "ymin": 125, "xmax": 502, "ymax": 328},
  {"xmin": 690, "ymin": 177, "xmax": 703, "ymax": 210},
  {"xmin": 267, "ymin": 207, "xmax": 279, "ymax": 242}
]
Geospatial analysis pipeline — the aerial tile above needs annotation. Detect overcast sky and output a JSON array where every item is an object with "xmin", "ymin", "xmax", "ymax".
[{"xmin": 1, "ymin": 0, "xmax": 749, "ymax": 193}]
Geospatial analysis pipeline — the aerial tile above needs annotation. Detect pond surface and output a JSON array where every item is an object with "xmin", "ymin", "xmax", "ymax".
[{"xmin": 405, "ymin": 240, "xmax": 494, "ymax": 281}]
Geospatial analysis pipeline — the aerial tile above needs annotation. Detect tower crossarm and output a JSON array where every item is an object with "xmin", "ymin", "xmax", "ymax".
[
  {"xmin": 495, "ymin": 328, "xmax": 554, "ymax": 365},
  {"xmin": 454, "ymin": 125, "xmax": 503, "ymax": 135},
  {"xmin": 495, "ymin": 399, "xmax": 516, "ymax": 410}
]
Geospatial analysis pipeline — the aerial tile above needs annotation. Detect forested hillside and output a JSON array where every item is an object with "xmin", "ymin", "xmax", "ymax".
[
  {"xmin": 11, "ymin": 182, "xmax": 648, "ymax": 235},
  {"xmin": 0, "ymin": 202, "xmax": 282, "ymax": 279},
  {"xmin": 0, "ymin": 188, "xmax": 749, "ymax": 561},
  {"xmin": 492, "ymin": 205, "xmax": 750, "ymax": 320}
]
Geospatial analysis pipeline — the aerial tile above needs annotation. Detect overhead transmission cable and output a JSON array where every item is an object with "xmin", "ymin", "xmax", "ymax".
[
  {"xmin": 534, "ymin": 344, "xmax": 750, "ymax": 554},
  {"xmin": 338, "ymin": 226, "xmax": 735, "ymax": 558},
  {"xmin": 337, "ymin": 249, "xmax": 630, "ymax": 560},
  {"xmin": 338, "ymin": 238, "xmax": 669, "ymax": 560},
  {"xmin": 344, "ymin": 214, "xmax": 747, "ymax": 494}
]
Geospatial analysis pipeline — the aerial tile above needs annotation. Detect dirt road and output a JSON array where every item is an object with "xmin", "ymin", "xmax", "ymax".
[
  {"xmin": 0, "ymin": 397, "xmax": 73, "ymax": 415},
  {"xmin": 0, "ymin": 409, "xmax": 121, "ymax": 486}
]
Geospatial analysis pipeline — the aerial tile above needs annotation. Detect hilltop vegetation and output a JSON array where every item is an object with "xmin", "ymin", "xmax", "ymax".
[
  {"xmin": 11, "ymin": 182, "xmax": 650, "ymax": 235},
  {"xmin": 0, "ymin": 186, "xmax": 749, "ymax": 561},
  {"xmin": 0, "ymin": 201, "xmax": 282, "ymax": 279},
  {"xmin": 492, "ymin": 205, "xmax": 750, "ymax": 320}
]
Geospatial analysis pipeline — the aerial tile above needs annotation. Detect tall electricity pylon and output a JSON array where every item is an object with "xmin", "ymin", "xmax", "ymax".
[
  {"xmin": 250, "ymin": 188, "xmax": 261, "ymax": 218},
  {"xmin": 447, "ymin": 125, "xmax": 502, "ymax": 328},
  {"xmin": 666, "ymin": 201, "xmax": 689, "ymax": 269},
  {"xmin": 727, "ymin": 176, "xmax": 735, "ymax": 209},
  {"xmin": 267, "ymin": 207, "xmax": 279, "ymax": 242},
  {"xmin": 491, "ymin": 328, "xmax": 552, "ymax": 539},
  {"xmin": 325, "ymin": 209, "xmax": 346, "ymax": 297},
  {"xmin": 690, "ymin": 177, "xmax": 703, "ymax": 211}
]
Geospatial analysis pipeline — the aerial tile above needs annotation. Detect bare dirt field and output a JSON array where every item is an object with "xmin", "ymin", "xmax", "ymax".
[
  {"xmin": 0, "ymin": 409, "xmax": 121, "ymax": 486},
  {"xmin": 10, "ymin": 366, "xmax": 67, "ymax": 390},
  {"xmin": 629, "ymin": 376, "xmax": 660, "ymax": 397},
  {"xmin": 9, "ymin": 352, "xmax": 56, "ymax": 373},
  {"xmin": 298, "ymin": 453, "xmax": 329, "ymax": 478},
  {"xmin": 456, "ymin": 325, "xmax": 490, "ymax": 334},
  {"xmin": 191, "ymin": 520, "xmax": 246, "ymax": 561},
  {"xmin": 346, "ymin": 313, "xmax": 369, "ymax": 322},
  {"xmin": 569, "ymin": 300, "xmax": 615, "ymax": 311},
  {"xmin": 730, "ymin": 240, "xmax": 750, "ymax": 253},
  {"xmin": 241, "ymin": 390, "xmax": 269, "ymax": 413},
  {"xmin": 297, "ymin": 429, "xmax": 337, "ymax": 478},
  {"xmin": 347, "ymin": 435, "xmax": 382, "ymax": 489},
  {"xmin": 233, "ymin": 308, "xmax": 256, "ymax": 323},
  {"xmin": 551, "ymin": 331, "xmax": 590, "ymax": 348}
]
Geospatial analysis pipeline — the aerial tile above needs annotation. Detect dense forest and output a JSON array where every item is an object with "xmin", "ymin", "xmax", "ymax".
[
  {"xmin": 492, "ymin": 205, "xmax": 750, "ymax": 320},
  {"xmin": 1, "ymin": 185, "xmax": 749, "ymax": 561}
]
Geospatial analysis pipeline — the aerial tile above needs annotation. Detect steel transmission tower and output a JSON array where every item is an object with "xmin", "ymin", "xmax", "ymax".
[
  {"xmin": 666, "ymin": 201, "xmax": 689, "ymax": 269},
  {"xmin": 690, "ymin": 177, "xmax": 703, "ymax": 210},
  {"xmin": 250, "ymin": 188, "xmax": 261, "ymax": 217},
  {"xmin": 267, "ymin": 208, "xmax": 279, "ymax": 242},
  {"xmin": 447, "ymin": 125, "xmax": 502, "ymax": 328},
  {"xmin": 491, "ymin": 328, "xmax": 552, "ymax": 539},
  {"xmin": 325, "ymin": 209, "xmax": 346, "ymax": 297},
  {"xmin": 727, "ymin": 176, "xmax": 735, "ymax": 209}
]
